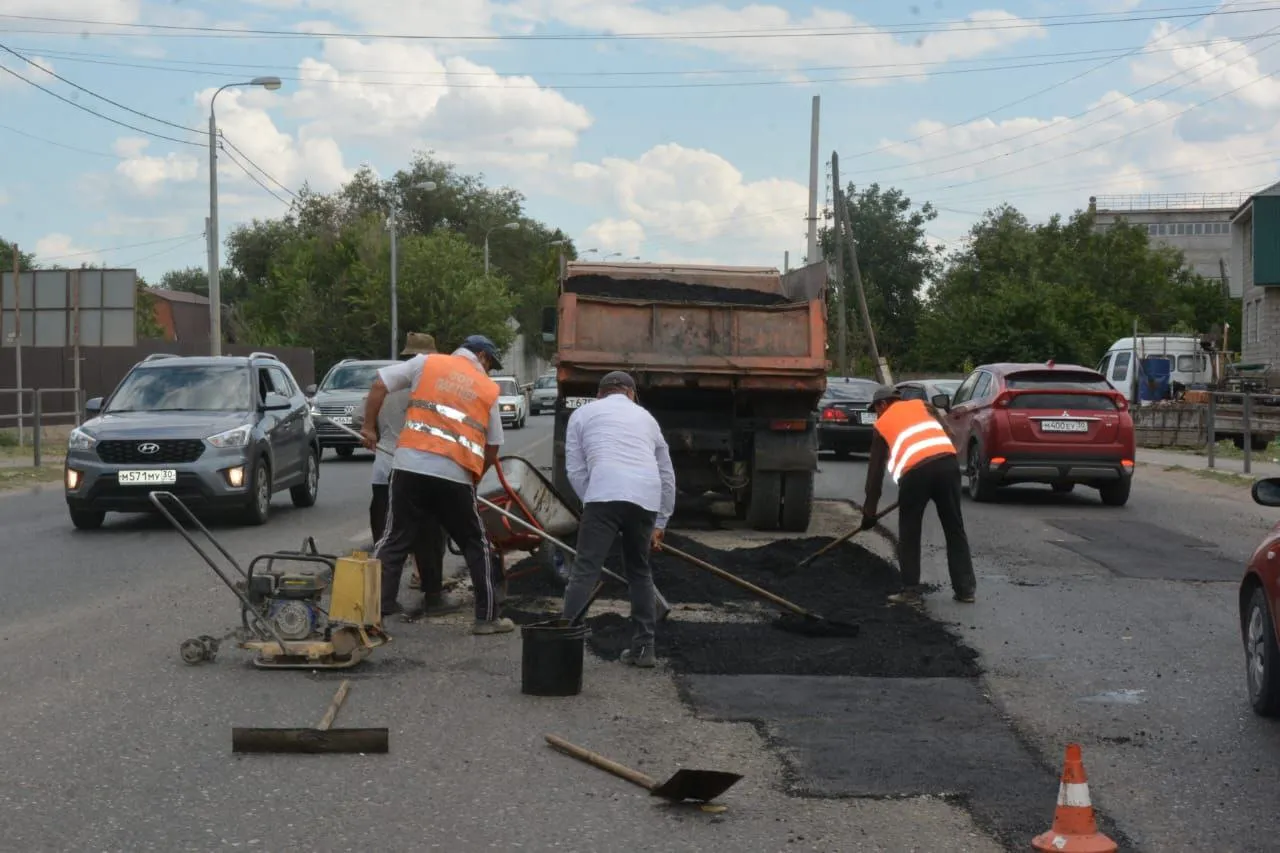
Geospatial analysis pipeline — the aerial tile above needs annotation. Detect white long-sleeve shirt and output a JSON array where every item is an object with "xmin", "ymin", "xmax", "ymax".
[{"xmin": 564, "ymin": 393, "xmax": 677, "ymax": 529}]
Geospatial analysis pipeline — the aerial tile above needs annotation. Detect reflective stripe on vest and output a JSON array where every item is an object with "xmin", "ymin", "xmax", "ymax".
[
  {"xmin": 402, "ymin": 419, "xmax": 486, "ymax": 460},
  {"xmin": 407, "ymin": 399, "xmax": 488, "ymax": 434},
  {"xmin": 873, "ymin": 399, "xmax": 956, "ymax": 484}
]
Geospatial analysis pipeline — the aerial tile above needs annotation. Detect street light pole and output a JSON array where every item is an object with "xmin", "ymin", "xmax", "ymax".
[
  {"xmin": 207, "ymin": 75, "xmax": 282, "ymax": 356},
  {"xmin": 388, "ymin": 180, "xmax": 436, "ymax": 358},
  {"xmin": 484, "ymin": 221, "xmax": 521, "ymax": 276}
]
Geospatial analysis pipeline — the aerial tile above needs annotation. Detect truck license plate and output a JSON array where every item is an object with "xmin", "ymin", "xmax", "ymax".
[
  {"xmin": 1040, "ymin": 420, "xmax": 1089, "ymax": 433},
  {"xmin": 564, "ymin": 397, "xmax": 592, "ymax": 410},
  {"xmin": 118, "ymin": 469, "xmax": 178, "ymax": 485},
  {"xmin": 859, "ymin": 412, "xmax": 878, "ymax": 425}
]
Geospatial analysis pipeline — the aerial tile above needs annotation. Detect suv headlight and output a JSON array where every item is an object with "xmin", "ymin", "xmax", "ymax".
[
  {"xmin": 67, "ymin": 427, "xmax": 97, "ymax": 452},
  {"xmin": 207, "ymin": 424, "xmax": 252, "ymax": 449},
  {"xmin": 308, "ymin": 403, "xmax": 321, "ymax": 417}
]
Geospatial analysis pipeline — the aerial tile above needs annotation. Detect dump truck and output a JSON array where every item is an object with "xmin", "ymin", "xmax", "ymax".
[{"xmin": 540, "ymin": 260, "xmax": 829, "ymax": 532}]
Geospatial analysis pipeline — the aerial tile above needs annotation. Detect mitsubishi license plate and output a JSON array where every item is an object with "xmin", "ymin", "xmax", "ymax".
[
  {"xmin": 1040, "ymin": 420, "xmax": 1089, "ymax": 433},
  {"xmin": 118, "ymin": 469, "xmax": 178, "ymax": 486}
]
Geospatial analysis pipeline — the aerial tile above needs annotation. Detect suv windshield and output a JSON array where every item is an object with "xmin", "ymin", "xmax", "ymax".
[
  {"xmin": 321, "ymin": 364, "xmax": 383, "ymax": 391},
  {"xmin": 107, "ymin": 364, "xmax": 251, "ymax": 412},
  {"xmin": 534, "ymin": 376, "xmax": 556, "ymax": 389},
  {"xmin": 496, "ymin": 379, "xmax": 520, "ymax": 396}
]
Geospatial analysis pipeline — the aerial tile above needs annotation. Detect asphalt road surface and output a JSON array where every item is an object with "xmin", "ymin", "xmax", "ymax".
[{"xmin": 3, "ymin": 414, "xmax": 1277, "ymax": 852}]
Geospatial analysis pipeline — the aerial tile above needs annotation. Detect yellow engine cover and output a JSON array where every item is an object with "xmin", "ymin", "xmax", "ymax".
[{"xmin": 328, "ymin": 551, "xmax": 382, "ymax": 630}]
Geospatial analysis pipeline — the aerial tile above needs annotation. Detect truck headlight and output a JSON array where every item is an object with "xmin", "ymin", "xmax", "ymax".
[
  {"xmin": 208, "ymin": 424, "xmax": 252, "ymax": 449},
  {"xmin": 67, "ymin": 428, "xmax": 97, "ymax": 452}
]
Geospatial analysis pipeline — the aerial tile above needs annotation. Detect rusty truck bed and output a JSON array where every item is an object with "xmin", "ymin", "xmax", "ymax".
[{"xmin": 555, "ymin": 293, "xmax": 828, "ymax": 392}]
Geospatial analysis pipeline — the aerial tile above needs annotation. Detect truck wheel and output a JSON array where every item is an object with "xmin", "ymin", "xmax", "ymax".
[
  {"xmin": 747, "ymin": 467, "xmax": 783, "ymax": 531},
  {"xmin": 780, "ymin": 471, "xmax": 814, "ymax": 532}
]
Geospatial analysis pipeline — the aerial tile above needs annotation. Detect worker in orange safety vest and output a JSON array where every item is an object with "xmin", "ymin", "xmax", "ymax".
[
  {"xmin": 860, "ymin": 385, "xmax": 977, "ymax": 605},
  {"xmin": 360, "ymin": 334, "xmax": 514, "ymax": 635}
]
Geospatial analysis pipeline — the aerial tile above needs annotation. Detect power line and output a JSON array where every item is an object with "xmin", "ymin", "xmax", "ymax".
[
  {"xmin": 219, "ymin": 143, "xmax": 292, "ymax": 206},
  {"xmin": 0, "ymin": 41, "xmax": 202, "ymax": 136},
  {"xmin": 0, "ymin": 60, "xmax": 204, "ymax": 147},
  {"xmin": 121, "ymin": 235, "xmax": 206, "ymax": 268},
  {"xmin": 0, "ymin": 120, "xmax": 122, "ymax": 158},
  {"xmin": 13, "ymin": 35, "xmax": 1264, "ymax": 81},
  {"xmin": 863, "ymin": 24, "xmax": 1280, "ymax": 180},
  {"xmin": 843, "ymin": 0, "xmax": 1233, "ymax": 162},
  {"xmin": 38, "ymin": 233, "xmax": 204, "ymax": 263},
  {"xmin": 218, "ymin": 135, "xmax": 298, "ymax": 198},
  {"xmin": 1, "ymin": 3, "xmax": 1277, "ymax": 42}
]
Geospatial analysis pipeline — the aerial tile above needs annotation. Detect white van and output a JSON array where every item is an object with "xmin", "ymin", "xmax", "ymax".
[{"xmin": 1096, "ymin": 335, "xmax": 1214, "ymax": 399}]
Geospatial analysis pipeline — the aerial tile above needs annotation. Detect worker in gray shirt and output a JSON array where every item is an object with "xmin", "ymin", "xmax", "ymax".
[
  {"xmin": 560, "ymin": 371, "xmax": 676, "ymax": 668},
  {"xmin": 368, "ymin": 332, "xmax": 457, "ymax": 618}
]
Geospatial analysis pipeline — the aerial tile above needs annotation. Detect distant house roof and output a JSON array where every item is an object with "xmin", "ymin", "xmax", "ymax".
[{"xmin": 147, "ymin": 287, "xmax": 209, "ymax": 304}]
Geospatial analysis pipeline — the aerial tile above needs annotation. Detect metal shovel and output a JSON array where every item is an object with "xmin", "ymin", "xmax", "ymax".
[{"xmin": 545, "ymin": 734, "xmax": 741, "ymax": 803}]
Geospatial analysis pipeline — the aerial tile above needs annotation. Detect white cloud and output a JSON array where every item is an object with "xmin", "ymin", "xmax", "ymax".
[
  {"xmin": 510, "ymin": 2, "xmax": 1047, "ymax": 82},
  {"xmin": 1129, "ymin": 24, "xmax": 1280, "ymax": 109},
  {"xmin": 113, "ymin": 138, "xmax": 200, "ymax": 196},
  {"xmin": 34, "ymin": 233, "xmax": 100, "ymax": 266},
  {"xmin": 0, "ymin": 54, "xmax": 57, "ymax": 88},
  {"xmin": 581, "ymin": 218, "xmax": 645, "ymax": 256}
]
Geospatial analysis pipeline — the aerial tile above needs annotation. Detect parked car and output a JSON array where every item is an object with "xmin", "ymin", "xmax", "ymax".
[
  {"xmin": 64, "ymin": 352, "xmax": 320, "ymax": 530},
  {"xmin": 305, "ymin": 358, "xmax": 397, "ymax": 458},
  {"xmin": 493, "ymin": 376, "xmax": 528, "ymax": 429},
  {"xmin": 897, "ymin": 378, "xmax": 963, "ymax": 406},
  {"xmin": 817, "ymin": 376, "xmax": 880, "ymax": 458},
  {"xmin": 1242, "ymin": 477, "xmax": 1280, "ymax": 716},
  {"xmin": 935, "ymin": 362, "xmax": 1135, "ymax": 506},
  {"xmin": 529, "ymin": 373, "xmax": 557, "ymax": 415}
]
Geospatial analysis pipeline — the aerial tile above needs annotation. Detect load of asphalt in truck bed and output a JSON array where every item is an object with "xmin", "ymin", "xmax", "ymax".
[
  {"xmin": 503, "ymin": 533, "xmax": 979, "ymax": 679},
  {"xmin": 564, "ymin": 275, "xmax": 791, "ymax": 306}
]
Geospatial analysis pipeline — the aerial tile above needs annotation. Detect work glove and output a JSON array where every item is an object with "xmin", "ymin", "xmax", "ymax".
[{"xmin": 859, "ymin": 512, "xmax": 878, "ymax": 532}]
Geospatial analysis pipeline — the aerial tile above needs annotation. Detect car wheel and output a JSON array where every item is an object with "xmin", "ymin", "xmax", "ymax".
[
  {"xmin": 1051, "ymin": 482, "xmax": 1075, "ymax": 494},
  {"xmin": 242, "ymin": 458, "xmax": 272, "ymax": 525},
  {"xmin": 69, "ymin": 508, "xmax": 105, "ymax": 530},
  {"xmin": 1244, "ymin": 585, "xmax": 1280, "ymax": 717},
  {"xmin": 964, "ymin": 440, "xmax": 998, "ymax": 502},
  {"xmin": 1098, "ymin": 477, "xmax": 1131, "ymax": 507},
  {"xmin": 530, "ymin": 406, "xmax": 540, "ymax": 416},
  {"xmin": 335, "ymin": 446, "xmax": 355, "ymax": 459},
  {"xmin": 290, "ymin": 450, "xmax": 319, "ymax": 508}
]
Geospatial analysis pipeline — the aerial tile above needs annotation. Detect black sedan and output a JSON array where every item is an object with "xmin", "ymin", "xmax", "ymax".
[
  {"xmin": 895, "ymin": 378, "xmax": 962, "ymax": 407},
  {"xmin": 817, "ymin": 376, "xmax": 880, "ymax": 458}
]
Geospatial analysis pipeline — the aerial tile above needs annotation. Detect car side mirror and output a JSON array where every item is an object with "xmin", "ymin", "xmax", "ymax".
[
  {"xmin": 541, "ymin": 305, "xmax": 557, "ymax": 343},
  {"xmin": 304, "ymin": 384, "xmax": 317, "ymax": 397},
  {"xmin": 931, "ymin": 393, "xmax": 952, "ymax": 411},
  {"xmin": 1253, "ymin": 477, "xmax": 1280, "ymax": 507},
  {"xmin": 85, "ymin": 396, "xmax": 103, "ymax": 417},
  {"xmin": 261, "ymin": 391, "xmax": 292, "ymax": 411}
]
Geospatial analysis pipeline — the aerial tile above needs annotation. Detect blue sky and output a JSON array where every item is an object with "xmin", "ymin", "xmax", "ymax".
[{"xmin": 2, "ymin": 0, "xmax": 1280, "ymax": 282}]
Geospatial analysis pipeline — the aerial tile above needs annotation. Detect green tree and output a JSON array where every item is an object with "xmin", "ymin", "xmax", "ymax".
[
  {"xmin": 0, "ymin": 238, "xmax": 36, "ymax": 271},
  {"xmin": 156, "ymin": 266, "xmax": 208, "ymax": 296},
  {"xmin": 135, "ymin": 276, "xmax": 166, "ymax": 340}
]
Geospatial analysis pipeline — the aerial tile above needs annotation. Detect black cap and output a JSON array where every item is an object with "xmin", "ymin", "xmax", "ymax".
[
  {"xmin": 598, "ymin": 371, "xmax": 636, "ymax": 393},
  {"xmin": 872, "ymin": 385, "xmax": 901, "ymax": 404}
]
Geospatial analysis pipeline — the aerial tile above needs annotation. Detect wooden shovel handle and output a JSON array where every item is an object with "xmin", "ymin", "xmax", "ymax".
[
  {"xmin": 545, "ymin": 734, "xmax": 657, "ymax": 791},
  {"xmin": 315, "ymin": 680, "xmax": 351, "ymax": 731},
  {"xmin": 657, "ymin": 543, "xmax": 813, "ymax": 619}
]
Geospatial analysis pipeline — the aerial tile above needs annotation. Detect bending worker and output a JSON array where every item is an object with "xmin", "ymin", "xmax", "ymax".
[
  {"xmin": 361, "ymin": 334, "xmax": 513, "ymax": 635},
  {"xmin": 860, "ymin": 385, "xmax": 976, "ymax": 605},
  {"xmin": 368, "ymin": 332, "xmax": 458, "ymax": 617},
  {"xmin": 560, "ymin": 371, "xmax": 676, "ymax": 668}
]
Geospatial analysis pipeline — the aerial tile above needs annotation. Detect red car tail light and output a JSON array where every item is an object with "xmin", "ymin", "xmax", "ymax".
[
  {"xmin": 821, "ymin": 407, "xmax": 848, "ymax": 422},
  {"xmin": 993, "ymin": 391, "xmax": 1014, "ymax": 409}
]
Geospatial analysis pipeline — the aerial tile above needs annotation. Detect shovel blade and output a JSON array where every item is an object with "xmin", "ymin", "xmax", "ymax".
[
  {"xmin": 231, "ymin": 727, "xmax": 390, "ymax": 754},
  {"xmin": 649, "ymin": 769, "xmax": 743, "ymax": 803}
]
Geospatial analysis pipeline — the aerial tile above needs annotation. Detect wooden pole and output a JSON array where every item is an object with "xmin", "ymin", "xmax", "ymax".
[
  {"xmin": 830, "ymin": 156, "xmax": 849, "ymax": 377},
  {"xmin": 831, "ymin": 152, "xmax": 884, "ymax": 382}
]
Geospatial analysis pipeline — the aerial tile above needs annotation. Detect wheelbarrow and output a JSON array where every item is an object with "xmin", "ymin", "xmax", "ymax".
[{"xmin": 470, "ymin": 455, "xmax": 579, "ymax": 585}]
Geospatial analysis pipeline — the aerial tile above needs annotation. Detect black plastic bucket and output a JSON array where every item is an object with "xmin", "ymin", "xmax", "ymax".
[{"xmin": 521, "ymin": 619, "xmax": 590, "ymax": 697}]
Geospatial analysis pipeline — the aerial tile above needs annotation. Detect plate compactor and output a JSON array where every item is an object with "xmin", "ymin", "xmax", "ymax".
[{"xmin": 150, "ymin": 491, "xmax": 389, "ymax": 670}]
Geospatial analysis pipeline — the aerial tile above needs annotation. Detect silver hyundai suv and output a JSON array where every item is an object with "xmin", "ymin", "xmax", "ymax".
[{"xmin": 64, "ymin": 352, "xmax": 320, "ymax": 530}]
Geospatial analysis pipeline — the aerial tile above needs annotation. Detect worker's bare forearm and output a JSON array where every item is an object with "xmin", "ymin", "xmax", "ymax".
[
  {"xmin": 863, "ymin": 434, "xmax": 887, "ymax": 512},
  {"xmin": 363, "ymin": 379, "xmax": 389, "ymax": 430}
]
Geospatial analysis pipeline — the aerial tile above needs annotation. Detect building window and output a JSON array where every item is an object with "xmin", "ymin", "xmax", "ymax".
[
  {"xmin": 1194, "ymin": 223, "xmax": 1203, "ymax": 235},
  {"xmin": 1158, "ymin": 224, "xmax": 1167, "ymax": 236},
  {"xmin": 1147, "ymin": 223, "xmax": 1157, "ymax": 236}
]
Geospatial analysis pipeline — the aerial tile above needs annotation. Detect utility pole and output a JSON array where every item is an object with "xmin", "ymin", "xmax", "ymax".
[
  {"xmin": 10, "ymin": 243, "xmax": 22, "ymax": 446},
  {"xmin": 829, "ymin": 169, "xmax": 849, "ymax": 378},
  {"xmin": 388, "ymin": 205, "xmax": 399, "ymax": 360},
  {"xmin": 832, "ymin": 152, "xmax": 886, "ymax": 384},
  {"xmin": 806, "ymin": 96, "xmax": 820, "ymax": 263},
  {"xmin": 783, "ymin": 250, "xmax": 790, "ymax": 274}
]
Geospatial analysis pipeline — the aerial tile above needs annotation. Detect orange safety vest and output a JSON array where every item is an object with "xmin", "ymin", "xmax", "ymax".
[
  {"xmin": 399, "ymin": 354, "xmax": 500, "ymax": 478},
  {"xmin": 873, "ymin": 399, "xmax": 956, "ymax": 483}
]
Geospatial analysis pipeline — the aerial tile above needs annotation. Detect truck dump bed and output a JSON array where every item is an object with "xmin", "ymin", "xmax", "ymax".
[{"xmin": 556, "ymin": 262, "xmax": 828, "ymax": 389}]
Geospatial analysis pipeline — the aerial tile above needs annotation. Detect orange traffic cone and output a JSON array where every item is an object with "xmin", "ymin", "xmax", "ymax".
[{"xmin": 1032, "ymin": 743, "xmax": 1118, "ymax": 853}]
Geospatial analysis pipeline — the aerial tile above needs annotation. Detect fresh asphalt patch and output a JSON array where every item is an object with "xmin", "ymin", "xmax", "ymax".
[
  {"xmin": 1045, "ymin": 518, "xmax": 1239, "ymax": 582},
  {"xmin": 504, "ymin": 535, "xmax": 1135, "ymax": 851}
]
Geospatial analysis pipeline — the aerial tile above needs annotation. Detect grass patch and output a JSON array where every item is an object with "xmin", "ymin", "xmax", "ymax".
[
  {"xmin": 1193, "ymin": 439, "xmax": 1280, "ymax": 461},
  {"xmin": 0, "ymin": 426, "xmax": 71, "ymax": 462},
  {"xmin": 0, "ymin": 465, "xmax": 64, "ymax": 493},
  {"xmin": 1163, "ymin": 464, "xmax": 1256, "ymax": 488}
]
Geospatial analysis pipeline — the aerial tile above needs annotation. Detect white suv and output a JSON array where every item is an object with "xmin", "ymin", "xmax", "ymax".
[{"xmin": 493, "ymin": 376, "xmax": 528, "ymax": 429}]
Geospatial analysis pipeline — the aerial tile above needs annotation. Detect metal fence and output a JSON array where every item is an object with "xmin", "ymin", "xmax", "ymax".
[{"xmin": 0, "ymin": 387, "xmax": 83, "ymax": 468}]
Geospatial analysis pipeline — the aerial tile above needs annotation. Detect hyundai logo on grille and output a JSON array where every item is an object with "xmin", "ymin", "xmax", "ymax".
[{"xmin": 137, "ymin": 442, "xmax": 161, "ymax": 455}]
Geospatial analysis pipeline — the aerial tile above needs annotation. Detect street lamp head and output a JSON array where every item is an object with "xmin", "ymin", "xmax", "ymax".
[
  {"xmin": 250, "ymin": 76, "xmax": 283, "ymax": 91},
  {"xmin": 503, "ymin": 222, "xmax": 521, "ymax": 231},
  {"xmin": 413, "ymin": 181, "xmax": 437, "ymax": 191}
]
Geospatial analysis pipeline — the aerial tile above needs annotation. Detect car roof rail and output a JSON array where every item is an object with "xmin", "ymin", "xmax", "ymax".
[
  {"xmin": 249, "ymin": 351, "xmax": 281, "ymax": 361},
  {"xmin": 142, "ymin": 352, "xmax": 179, "ymax": 362}
]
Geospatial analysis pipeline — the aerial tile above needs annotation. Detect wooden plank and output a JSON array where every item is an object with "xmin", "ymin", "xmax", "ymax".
[{"xmin": 231, "ymin": 727, "xmax": 389, "ymax": 754}]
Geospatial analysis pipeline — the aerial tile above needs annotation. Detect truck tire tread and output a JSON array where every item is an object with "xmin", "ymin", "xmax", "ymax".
[{"xmin": 780, "ymin": 471, "xmax": 814, "ymax": 532}]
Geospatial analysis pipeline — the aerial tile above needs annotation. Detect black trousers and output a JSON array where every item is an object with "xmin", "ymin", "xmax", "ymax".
[
  {"xmin": 374, "ymin": 471, "xmax": 501, "ymax": 619},
  {"xmin": 895, "ymin": 454, "xmax": 976, "ymax": 595},
  {"xmin": 370, "ymin": 483, "xmax": 446, "ymax": 598}
]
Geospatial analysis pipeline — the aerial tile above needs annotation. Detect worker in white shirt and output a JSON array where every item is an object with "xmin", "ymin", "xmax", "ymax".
[{"xmin": 560, "ymin": 371, "xmax": 676, "ymax": 668}]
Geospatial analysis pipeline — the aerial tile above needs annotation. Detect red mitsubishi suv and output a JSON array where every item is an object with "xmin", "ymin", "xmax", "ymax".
[{"xmin": 936, "ymin": 362, "xmax": 1135, "ymax": 506}]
